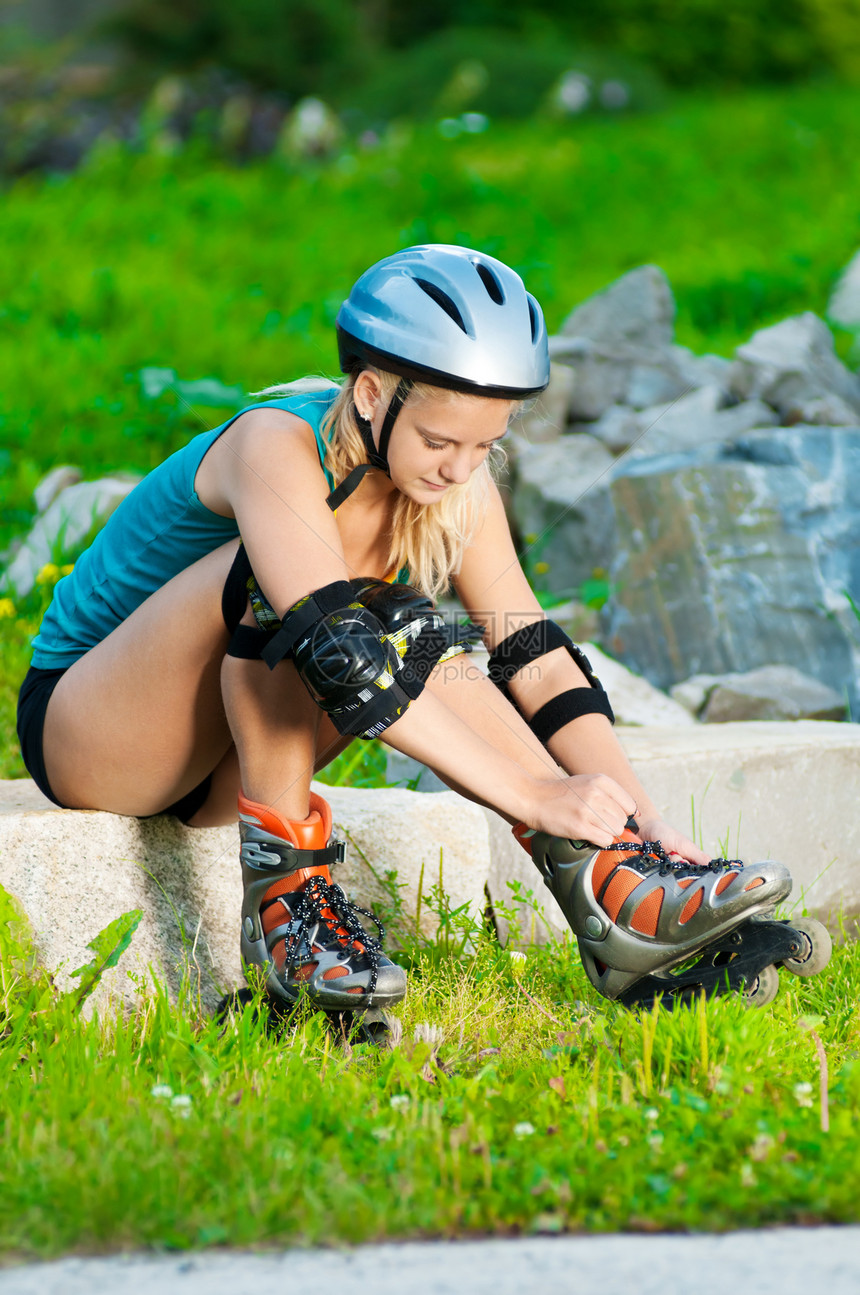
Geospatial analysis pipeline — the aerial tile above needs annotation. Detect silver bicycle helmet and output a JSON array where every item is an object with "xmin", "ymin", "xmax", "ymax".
[
  {"xmin": 337, "ymin": 243, "xmax": 549, "ymax": 399},
  {"xmin": 326, "ymin": 245, "xmax": 549, "ymax": 509}
]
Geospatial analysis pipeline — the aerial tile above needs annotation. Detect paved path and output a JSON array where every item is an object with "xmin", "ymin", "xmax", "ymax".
[{"xmin": 2, "ymin": 1228, "xmax": 859, "ymax": 1295}]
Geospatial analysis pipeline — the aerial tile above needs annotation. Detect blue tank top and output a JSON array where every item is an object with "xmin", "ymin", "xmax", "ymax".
[{"xmin": 31, "ymin": 388, "xmax": 341, "ymax": 668}]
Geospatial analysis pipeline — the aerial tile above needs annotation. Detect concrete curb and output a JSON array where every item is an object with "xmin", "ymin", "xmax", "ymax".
[{"xmin": 3, "ymin": 1228, "xmax": 860, "ymax": 1295}]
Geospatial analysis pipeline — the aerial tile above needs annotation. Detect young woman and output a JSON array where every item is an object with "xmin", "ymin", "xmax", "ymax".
[{"xmin": 17, "ymin": 245, "xmax": 793, "ymax": 1013}]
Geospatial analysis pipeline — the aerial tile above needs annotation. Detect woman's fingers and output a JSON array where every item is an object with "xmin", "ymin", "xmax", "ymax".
[
  {"xmin": 535, "ymin": 773, "xmax": 637, "ymax": 846},
  {"xmin": 637, "ymin": 819, "xmax": 712, "ymax": 866}
]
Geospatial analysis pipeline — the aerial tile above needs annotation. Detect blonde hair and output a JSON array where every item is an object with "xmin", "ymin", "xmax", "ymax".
[{"xmin": 256, "ymin": 372, "xmax": 512, "ymax": 601}]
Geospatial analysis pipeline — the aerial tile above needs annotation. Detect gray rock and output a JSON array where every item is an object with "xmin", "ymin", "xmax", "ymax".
[
  {"xmin": 729, "ymin": 312, "xmax": 860, "ymax": 419},
  {"xmin": 560, "ymin": 265, "xmax": 675, "ymax": 348},
  {"xmin": 785, "ymin": 393, "xmax": 860, "ymax": 426},
  {"xmin": 33, "ymin": 465, "xmax": 81, "ymax": 514},
  {"xmin": 277, "ymin": 96, "xmax": 341, "ymax": 158},
  {"xmin": 547, "ymin": 336, "xmax": 629, "ymax": 420},
  {"xmin": 701, "ymin": 665, "xmax": 846, "ymax": 723},
  {"xmin": 671, "ymin": 345, "xmax": 733, "ymax": 396},
  {"xmin": 828, "ymin": 248, "xmax": 860, "ymax": 331},
  {"xmin": 511, "ymin": 435, "xmax": 616, "ymax": 595},
  {"xmin": 1, "ymin": 476, "xmax": 140, "ymax": 599},
  {"xmin": 551, "ymin": 267, "xmax": 690, "ymax": 419},
  {"xmin": 575, "ymin": 405, "xmax": 643, "ymax": 453},
  {"xmin": 625, "ymin": 358, "xmax": 695, "ymax": 409},
  {"xmin": 515, "ymin": 362, "xmax": 575, "ymax": 442},
  {"xmin": 670, "ymin": 674, "xmax": 723, "ymax": 716},
  {"xmin": 582, "ymin": 642, "xmax": 697, "ymax": 726},
  {"xmin": 551, "ymin": 340, "xmax": 693, "ymax": 422},
  {"xmin": 628, "ymin": 387, "xmax": 777, "ymax": 459},
  {"xmin": 602, "ymin": 429, "xmax": 860, "ymax": 711}
]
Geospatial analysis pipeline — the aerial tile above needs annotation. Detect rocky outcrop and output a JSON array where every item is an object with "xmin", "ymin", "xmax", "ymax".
[
  {"xmin": 602, "ymin": 428, "xmax": 860, "ymax": 705},
  {"xmin": 508, "ymin": 255, "xmax": 860, "ymax": 715}
]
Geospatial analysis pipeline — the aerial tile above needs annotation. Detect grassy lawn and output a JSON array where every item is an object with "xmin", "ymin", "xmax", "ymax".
[{"xmin": 1, "ymin": 881, "xmax": 858, "ymax": 1260}]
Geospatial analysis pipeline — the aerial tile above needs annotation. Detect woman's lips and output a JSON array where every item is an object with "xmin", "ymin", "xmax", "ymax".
[{"xmin": 420, "ymin": 479, "xmax": 447, "ymax": 491}]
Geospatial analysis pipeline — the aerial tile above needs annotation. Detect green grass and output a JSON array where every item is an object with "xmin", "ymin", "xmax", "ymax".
[{"xmin": 2, "ymin": 881, "xmax": 859, "ymax": 1260}]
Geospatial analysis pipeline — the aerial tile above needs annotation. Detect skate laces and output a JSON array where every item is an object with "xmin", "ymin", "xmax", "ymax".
[
  {"xmin": 283, "ymin": 877, "xmax": 386, "ymax": 996},
  {"xmin": 602, "ymin": 838, "xmax": 743, "ymax": 878}
]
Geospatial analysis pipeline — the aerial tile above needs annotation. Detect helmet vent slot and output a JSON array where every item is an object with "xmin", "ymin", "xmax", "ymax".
[
  {"xmin": 474, "ymin": 261, "xmax": 505, "ymax": 304},
  {"xmin": 415, "ymin": 278, "xmax": 467, "ymax": 333},
  {"xmin": 528, "ymin": 297, "xmax": 540, "ymax": 343}
]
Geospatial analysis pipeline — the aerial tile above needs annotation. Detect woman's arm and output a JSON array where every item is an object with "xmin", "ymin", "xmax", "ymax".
[
  {"xmin": 454, "ymin": 480, "xmax": 711, "ymax": 863},
  {"xmin": 197, "ymin": 407, "xmax": 355, "ymax": 608},
  {"xmin": 199, "ymin": 413, "xmax": 631, "ymax": 841}
]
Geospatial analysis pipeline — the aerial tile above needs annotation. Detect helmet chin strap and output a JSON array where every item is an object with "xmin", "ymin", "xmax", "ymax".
[{"xmin": 326, "ymin": 378, "xmax": 413, "ymax": 511}]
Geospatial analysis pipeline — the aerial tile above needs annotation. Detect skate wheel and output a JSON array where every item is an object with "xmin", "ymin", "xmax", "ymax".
[
  {"xmin": 743, "ymin": 963, "xmax": 780, "ymax": 1008},
  {"xmin": 214, "ymin": 987, "xmax": 256, "ymax": 1023},
  {"xmin": 781, "ymin": 918, "xmax": 832, "ymax": 977}
]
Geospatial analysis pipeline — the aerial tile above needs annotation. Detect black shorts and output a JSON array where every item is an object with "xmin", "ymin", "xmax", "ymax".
[
  {"xmin": 16, "ymin": 665, "xmax": 213, "ymax": 825},
  {"xmin": 15, "ymin": 544, "xmax": 253, "ymax": 824}
]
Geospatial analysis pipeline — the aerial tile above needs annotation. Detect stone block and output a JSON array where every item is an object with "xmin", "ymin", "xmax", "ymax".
[
  {"xmin": 0, "ymin": 780, "xmax": 494, "ymax": 1012},
  {"xmin": 3, "ymin": 723, "xmax": 858, "ymax": 1008},
  {"xmin": 618, "ymin": 722, "xmax": 860, "ymax": 929}
]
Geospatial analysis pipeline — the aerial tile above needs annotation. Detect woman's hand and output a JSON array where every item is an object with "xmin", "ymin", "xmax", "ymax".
[
  {"xmin": 633, "ymin": 815, "xmax": 712, "ymax": 866},
  {"xmin": 528, "ymin": 773, "xmax": 638, "ymax": 847}
]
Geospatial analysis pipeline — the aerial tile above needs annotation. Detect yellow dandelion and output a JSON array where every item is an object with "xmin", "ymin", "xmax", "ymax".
[
  {"xmin": 36, "ymin": 563, "xmax": 60, "ymax": 585},
  {"xmin": 0, "ymin": 597, "xmax": 16, "ymax": 619},
  {"xmin": 534, "ymin": 561, "xmax": 550, "ymax": 576}
]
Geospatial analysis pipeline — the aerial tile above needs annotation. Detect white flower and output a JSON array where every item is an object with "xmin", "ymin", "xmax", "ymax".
[
  {"xmin": 514, "ymin": 1122, "xmax": 535, "ymax": 1138},
  {"xmin": 413, "ymin": 1022, "xmax": 444, "ymax": 1048},
  {"xmin": 372, "ymin": 1126, "xmax": 393, "ymax": 1141},
  {"xmin": 793, "ymin": 1082, "xmax": 814, "ymax": 1109},
  {"xmin": 740, "ymin": 1163, "xmax": 757, "ymax": 1188},
  {"xmin": 390, "ymin": 1094, "xmax": 410, "ymax": 1110},
  {"xmin": 508, "ymin": 950, "xmax": 527, "ymax": 980},
  {"xmin": 171, "ymin": 1094, "xmax": 192, "ymax": 1117},
  {"xmin": 648, "ymin": 1133, "xmax": 664, "ymax": 1151},
  {"xmin": 150, "ymin": 1084, "xmax": 173, "ymax": 1099},
  {"xmin": 644, "ymin": 1107, "xmax": 659, "ymax": 1122}
]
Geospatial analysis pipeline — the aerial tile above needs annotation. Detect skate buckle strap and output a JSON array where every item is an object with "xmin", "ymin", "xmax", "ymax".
[{"xmin": 240, "ymin": 833, "xmax": 345, "ymax": 871}]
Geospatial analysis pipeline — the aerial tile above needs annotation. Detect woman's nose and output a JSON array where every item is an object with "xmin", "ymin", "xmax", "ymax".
[{"xmin": 442, "ymin": 449, "xmax": 473, "ymax": 484}]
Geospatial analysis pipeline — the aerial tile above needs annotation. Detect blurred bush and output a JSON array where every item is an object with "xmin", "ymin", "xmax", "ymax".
[
  {"xmin": 100, "ymin": 0, "xmax": 860, "ymax": 96},
  {"xmin": 104, "ymin": 0, "xmax": 368, "ymax": 98},
  {"xmin": 340, "ymin": 28, "xmax": 664, "ymax": 122}
]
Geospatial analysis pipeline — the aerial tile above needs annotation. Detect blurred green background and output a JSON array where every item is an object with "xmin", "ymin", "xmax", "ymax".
[{"xmin": 1, "ymin": 0, "xmax": 860, "ymax": 771}]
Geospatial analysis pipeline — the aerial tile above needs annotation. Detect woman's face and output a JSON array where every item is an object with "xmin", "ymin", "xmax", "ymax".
[{"xmin": 356, "ymin": 375, "xmax": 513, "ymax": 504}]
